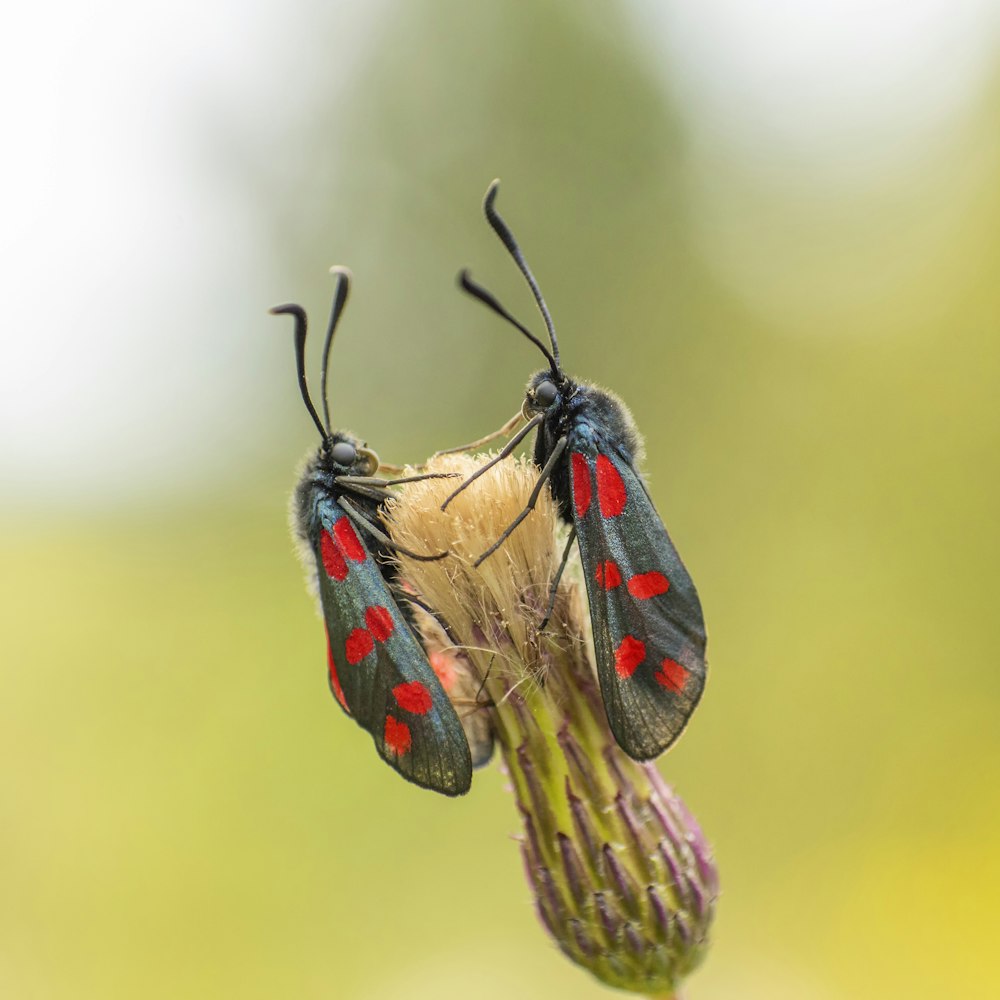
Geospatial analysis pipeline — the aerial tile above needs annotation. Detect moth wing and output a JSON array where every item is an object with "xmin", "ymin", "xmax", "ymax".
[
  {"xmin": 364, "ymin": 635, "xmax": 475, "ymax": 795},
  {"xmin": 399, "ymin": 610, "xmax": 496, "ymax": 770},
  {"xmin": 312, "ymin": 502, "xmax": 472, "ymax": 795},
  {"xmin": 569, "ymin": 447, "xmax": 707, "ymax": 760}
]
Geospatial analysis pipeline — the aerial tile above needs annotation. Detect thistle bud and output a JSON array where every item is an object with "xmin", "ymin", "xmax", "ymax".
[{"xmin": 387, "ymin": 454, "xmax": 717, "ymax": 996}]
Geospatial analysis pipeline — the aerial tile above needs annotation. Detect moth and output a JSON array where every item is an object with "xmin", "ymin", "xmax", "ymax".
[
  {"xmin": 445, "ymin": 183, "xmax": 708, "ymax": 761},
  {"xmin": 274, "ymin": 268, "xmax": 474, "ymax": 795}
]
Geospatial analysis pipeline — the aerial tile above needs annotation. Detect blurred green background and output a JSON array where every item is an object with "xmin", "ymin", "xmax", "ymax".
[{"xmin": 2, "ymin": 1, "xmax": 999, "ymax": 997}]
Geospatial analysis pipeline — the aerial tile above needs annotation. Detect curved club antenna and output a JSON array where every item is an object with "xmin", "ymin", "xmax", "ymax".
[
  {"xmin": 270, "ymin": 267, "xmax": 353, "ymax": 447},
  {"xmin": 482, "ymin": 179, "xmax": 561, "ymax": 373},
  {"xmin": 269, "ymin": 302, "xmax": 327, "ymax": 443},
  {"xmin": 320, "ymin": 266, "xmax": 353, "ymax": 438},
  {"xmin": 458, "ymin": 269, "xmax": 559, "ymax": 375}
]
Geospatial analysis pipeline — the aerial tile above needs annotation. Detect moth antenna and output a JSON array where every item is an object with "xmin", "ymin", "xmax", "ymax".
[
  {"xmin": 483, "ymin": 179, "xmax": 561, "ymax": 373},
  {"xmin": 458, "ymin": 269, "xmax": 559, "ymax": 374},
  {"xmin": 269, "ymin": 302, "xmax": 328, "ymax": 444},
  {"xmin": 320, "ymin": 266, "xmax": 353, "ymax": 438}
]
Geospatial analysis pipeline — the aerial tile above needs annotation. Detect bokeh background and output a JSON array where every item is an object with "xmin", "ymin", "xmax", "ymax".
[{"xmin": 2, "ymin": 1, "xmax": 999, "ymax": 997}]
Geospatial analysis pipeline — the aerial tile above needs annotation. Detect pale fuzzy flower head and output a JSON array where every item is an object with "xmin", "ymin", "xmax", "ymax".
[
  {"xmin": 388, "ymin": 453, "xmax": 717, "ymax": 997},
  {"xmin": 389, "ymin": 452, "xmax": 576, "ymax": 665}
]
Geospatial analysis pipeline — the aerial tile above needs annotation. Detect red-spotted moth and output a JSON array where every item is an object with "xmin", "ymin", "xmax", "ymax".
[
  {"xmin": 444, "ymin": 182, "xmax": 707, "ymax": 761},
  {"xmin": 273, "ymin": 269, "xmax": 473, "ymax": 795}
]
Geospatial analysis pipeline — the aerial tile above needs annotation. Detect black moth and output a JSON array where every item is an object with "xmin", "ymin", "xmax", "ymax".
[
  {"xmin": 273, "ymin": 268, "xmax": 474, "ymax": 795},
  {"xmin": 445, "ymin": 182, "xmax": 708, "ymax": 761}
]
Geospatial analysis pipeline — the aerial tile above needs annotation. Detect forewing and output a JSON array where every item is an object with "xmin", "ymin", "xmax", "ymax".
[
  {"xmin": 569, "ymin": 447, "xmax": 707, "ymax": 760},
  {"xmin": 366, "ymin": 635, "xmax": 476, "ymax": 795},
  {"xmin": 310, "ymin": 499, "xmax": 472, "ymax": 795}
]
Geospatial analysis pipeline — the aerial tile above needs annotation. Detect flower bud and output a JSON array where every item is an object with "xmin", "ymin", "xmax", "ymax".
[{"xmin": 388, "ymin": 454, "xmax": 717, "ymax": 995}]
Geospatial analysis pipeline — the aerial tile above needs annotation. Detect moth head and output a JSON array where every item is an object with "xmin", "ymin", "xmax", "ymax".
[
  {"xmin": 523, "ymin": 369, "xmax": 570, "ymax": 417},
  {"xmin": 324, "ymin": 432, "xmax": 379, "ymax": 477}
]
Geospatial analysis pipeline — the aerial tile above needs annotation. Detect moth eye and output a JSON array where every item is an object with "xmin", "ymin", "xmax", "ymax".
[
  {"xmin": 535, "ymin": 379, "xmax": 558, "ymax": 407},
  {"xmin": 330, "ymin": 441, "xmax": 357, "ymax": 466}
]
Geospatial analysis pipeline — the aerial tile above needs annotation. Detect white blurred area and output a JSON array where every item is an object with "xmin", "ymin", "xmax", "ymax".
[
  {"xmin": 0, "ymin": 0, "xmax": 385, "ymax": 509},
  {"xmin": 1, "ymin": 0, "xmax": 997, "ymax": 508}
]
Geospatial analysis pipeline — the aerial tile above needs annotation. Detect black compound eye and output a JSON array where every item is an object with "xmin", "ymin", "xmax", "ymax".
[
  {"xmin": 535, "ymin": 379, "xmax": 558, "ymax": 407},
  {"xmin": 330, "ymin": 440, "xmax": 357, "ymax": 466}
]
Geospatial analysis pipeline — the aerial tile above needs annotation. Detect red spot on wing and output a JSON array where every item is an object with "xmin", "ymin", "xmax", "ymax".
[
  {"xmin": 655, "ymin": 658, "xmax": 689, "ymax": 693},
  {"xmin": 393, "ymin": 681, "xmax": 433, "ymax": 715},
  {"xmin": 614, "ymin": 635, "xmax": 646, "ymax": 677},
  {"xmin": 627, "ymin": 571, "xmax": 670, "ymax": 600},
  {"xmin": 333, "ymin": 517, "xmax": 366, "ymax": 563},
  {"xmin": 326, "ymin": 630, "xmax": 349, "ymax": 712},
  {"xmin": 571, "ymin": 453, "xmax": 592, "ymax": 518},
  {"xmin": 430, "ymin": 650, "xmax": 458, "ymax": 693},
  {"xmin": 596, "ymin": 455, "xmax": 627, "ymax": 518},
  {"xmin": 342, "ymin": 608, "xmax": 393, "ymax": 670},
  {"xmin": 320, "ymin": 530, "xmax": 348, "ymax": 581},
  {"xmin": 345, "ymin": 628, "xmax": 374, "ymax": 665},
  {"xmin": 384, "ymin": 715, "xmax": 412, "ymax": 755},
  {"xmin": 365, "ymin": 605, "xmax": 394, "ymax": 643},
  {"xmin": 595, "ymin": 560, "xmax": 622, "ymax": 589}
]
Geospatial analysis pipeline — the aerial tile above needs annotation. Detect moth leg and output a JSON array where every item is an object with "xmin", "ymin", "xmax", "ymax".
[
  {"xmin": 375, "ymin": 460, "xmax": 411, "ymax": 475},
  {"xmin": 398, "ymin": 590, "xmax": 463, "ymax": 649},
  {"xmin": 440, "ymin": 413, "xmax": 544, "ymax": 511},
  {"xmin": 538, "ymin": 525, "xmax": 577, "ymax": 632},
  {"xmin": 450, "ymin": 694, "xmax": 497, "ymax": 715},
  {"xmin": 446, "ymin": 657, "xmax": 498, "ymax": 714},
  {"xmin": 473, "ymin": 435, "xmax": 568, "ymax": 567},
  {"xmin": 339, "ymin": 481, "xmax": 394, "ymax": 504},
  {"xmin": 431, "ymin": 410, "xmax": 524, "ymax": 459},
  {"xmin": 337, "ymin": 471, "xmax": 459, "ymax": 489},
  {"xmin": 473, "ymin": 655, "xmax": 497, "ymax": 706},
  {"xmin": 380, "ymin": 471, "xmax": 460, "ymax": 486},
  {"xmin": 379, "ymin": 412, "xmax": 525, "ymax": 475},
  {"xmin": 337, "ymin": 496, "xmax": 449, "ymax": 562}
]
